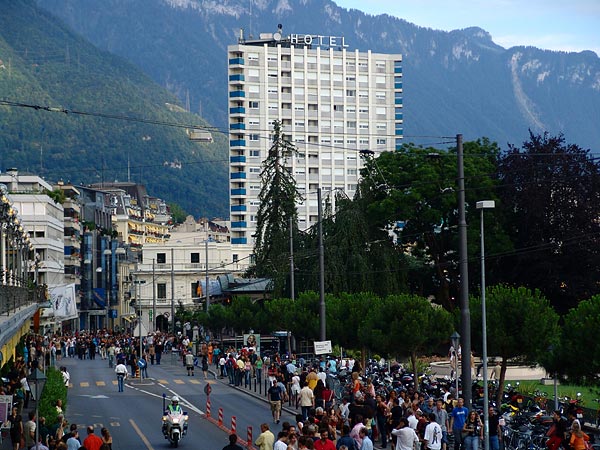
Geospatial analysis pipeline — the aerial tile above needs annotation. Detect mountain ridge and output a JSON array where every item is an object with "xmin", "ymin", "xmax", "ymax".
[{"xmin": 36, "ymin": 0, "xmax": 600, "ymax": 151}]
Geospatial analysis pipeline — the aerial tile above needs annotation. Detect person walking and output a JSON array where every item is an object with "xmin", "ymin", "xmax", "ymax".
[
  {"xmin": 449, "ymin": 398, "xmax": 468, "ymax": 450},
  {"xmin": 268, "ymin": 380, "xmax": 283, "ymax": 424},
  {"xmin": 115, "ymin": 360, "xmax": 128, "ymax": 392},
  {"xmin": 255, "ymin": 423, "xmax": 275, "ymax": 450},
  {"xmin": 185, "ymin": 350, "xmax": 195, "ymax": 376},
  {"xmin": 7, "ymin": 405, "xmax": 23, "ymax": 450},
  {"xmin": 462, "ymin": 411, "xmax": 483, "ymax": 450},
  {"xmin": 424, "ymin": 414, "xmax": 443, "ymax": 450},
  {"xmin": 299, "ymin": 381, "xmax": 315, "ymax": 421}
]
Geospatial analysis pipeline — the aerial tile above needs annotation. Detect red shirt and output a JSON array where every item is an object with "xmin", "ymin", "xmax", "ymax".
[
  {"xmin": 314, "ymin": 438, "xmax": 336, "ymax": 450},
  {"xmin": 83, "ymin": 433, "xmax": 104, "ymax": 450}
]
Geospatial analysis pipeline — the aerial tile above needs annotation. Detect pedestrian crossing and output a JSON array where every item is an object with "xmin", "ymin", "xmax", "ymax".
[{"xmin": 70, "ymin": 378, "xmax": 214, "ymax": 388}]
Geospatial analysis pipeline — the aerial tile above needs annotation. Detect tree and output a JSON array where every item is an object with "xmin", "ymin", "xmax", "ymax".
[
  {"xmin": 358, "ymin": 139, "xmax": 504, "ymax": 309},
  {"xmin": 168, "ymin": 202, "xmax": 188, "ymax": 224},
  {"xmin": 469, "ymin": 285, "xmax": 560, "ymax": 404},
  {"xmin": 497, "ymin": 131, "xmax": 600, "ymax": 312},
  {"xmin": 360, "ymin": 294, "xmax": 453, "ymax": 374},
  {"xmin": 295, "ymin": 191, "xmax": 409, "ymax": 296},
  {"xmin": 251, "ymin": 120, "xmax": 302, "ymax": 296},
  {"xmin": 559, "ymin": 295, "xmax": 600, "ymax": 382}
]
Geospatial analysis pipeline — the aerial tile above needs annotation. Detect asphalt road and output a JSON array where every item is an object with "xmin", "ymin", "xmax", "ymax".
[{"xmin": 60, "ymin": 354, "xmax": 297, "ymax": 450}]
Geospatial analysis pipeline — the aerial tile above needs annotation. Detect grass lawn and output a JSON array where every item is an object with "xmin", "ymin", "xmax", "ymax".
[{"xmin": 513, "ymin": 379, "xmax": 600, "ymax": 408}]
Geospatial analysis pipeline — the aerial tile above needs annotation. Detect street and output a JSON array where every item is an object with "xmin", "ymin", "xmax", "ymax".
[{"xmin": 60, "ymin": 354, "xmax": 296, "ymax": 449}]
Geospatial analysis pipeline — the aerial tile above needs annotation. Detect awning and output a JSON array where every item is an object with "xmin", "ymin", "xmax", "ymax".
[{"xmin": 122, "ymin": 316, "xmax": 133, "ymax": 323}]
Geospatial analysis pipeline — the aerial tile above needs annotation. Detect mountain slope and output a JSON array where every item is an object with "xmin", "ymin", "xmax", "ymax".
[
  {"xmin": 37, "ymin": 0, "xmax": 600, "ymax": 150},
  {"xmin": 0, "ymin": 0, "xmax": 228, "ymax": 218}
]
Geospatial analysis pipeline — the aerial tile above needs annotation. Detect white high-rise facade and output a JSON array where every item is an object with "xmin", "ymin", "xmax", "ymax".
[{"xmin": 228, "ymin": 31, "xmax": 403, "ymax": 256}]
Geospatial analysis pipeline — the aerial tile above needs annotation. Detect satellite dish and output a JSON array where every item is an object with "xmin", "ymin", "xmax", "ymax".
[{"xmin": 273, "ymin": 31, "xmax": 282, "ymax": 41}]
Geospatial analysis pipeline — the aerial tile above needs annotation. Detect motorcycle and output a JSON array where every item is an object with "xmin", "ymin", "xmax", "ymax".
[{"xmin": 162, "ymin": 394, "xmax": 189, "ymax": 447}]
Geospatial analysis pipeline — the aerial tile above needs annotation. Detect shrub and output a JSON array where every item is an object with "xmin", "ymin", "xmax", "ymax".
[{"xmin": 38, "ymin": 367, "xmax": 67, "ymax": 425}]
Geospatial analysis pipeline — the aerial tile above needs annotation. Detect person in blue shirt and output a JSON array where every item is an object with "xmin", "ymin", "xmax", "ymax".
[{"xmin": 449, "ymin": 398, "xmax": 468, "ymax": 450}]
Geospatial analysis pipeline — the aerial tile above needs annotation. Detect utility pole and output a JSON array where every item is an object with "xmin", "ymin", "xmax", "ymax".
[
  {"xmin": 318, "ymin": 187, "xmax": 326, "ymax": 341},
  {"xmin": 457, "ymin": 133, "xmax": 472, "ymax": 407},
  {"xmin": 289, "ymin": 217, "xmax": 295, "ymax": 301},
  {"xmin": 205, "ymin": 238, "xmax": 210, "ymax": 312},
  {"xmin": 152, "ymin": 259, "xmax": 156, "ymax": 333}
]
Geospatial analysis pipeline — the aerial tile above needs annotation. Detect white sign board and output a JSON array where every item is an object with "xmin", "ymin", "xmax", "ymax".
[{"xmin": 314, "ymin": 340, "xmax": 332, "ymax": 355}]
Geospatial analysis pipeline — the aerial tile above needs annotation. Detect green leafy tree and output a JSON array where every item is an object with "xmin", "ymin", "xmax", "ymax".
[
  {"xmin": 469, "ymin": 285, "xmax": 560, "ymax": 404},
  {"xmin": 251, "ymin": 120, "xmax": 302, "ymax": 296},
  {"xmin": 359, "ymin": 139, "xmax": 506, "ymax": 309},
  {"xmin": 296, "ymin": 192, "xmax": 409, "ymax": 296},
  {"xmin": 360, "ymin": 294, "xmax": 453, "ymax": 374},
  {"xmin": 497, "ymin": 131, "xmax": 600, "ymax": 312},
  {"xmin": 168, "ymin": 202, "xmax": 188, "ymax": 224},
  {"xmin": 559, "ymin": 295, "xmax": 600, "ymax": 382}
]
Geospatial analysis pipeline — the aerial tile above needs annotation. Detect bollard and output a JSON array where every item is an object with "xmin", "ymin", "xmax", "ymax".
[
  {"xmin": 206, "ymin": 398, "xmax": 211, "ymax": 418},
  {"xmin": 218, "ymin": 407, "xmax": 224, "ymax": 427},
  {"xmin": 247, "ymin": 426, "xmax": 253, "ymax": 446},
  {"xmin": 231, "ymin": 415, "xmax": 237, "ymax": 433}
]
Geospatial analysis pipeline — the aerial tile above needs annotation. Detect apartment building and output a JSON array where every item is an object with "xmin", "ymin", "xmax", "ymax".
[{"xmin": 227, "ymin": 29, "xmax": 403, "ymax": 257}]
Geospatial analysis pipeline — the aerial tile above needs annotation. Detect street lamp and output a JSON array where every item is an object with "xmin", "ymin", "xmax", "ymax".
[
  {"xmin": 27, "ymin": 367, "xmax": 47, "ymax": 450},
  {"xmin": 476, "ymin": 200, "xmax": 495, "ymax": 450},
  {"xmin": 103, "ymin": 249, "xmax": 112, "ymax": 330},
  {"xmin": 450, "ymin": 331, "xmax": 460, "ymax": 396}
]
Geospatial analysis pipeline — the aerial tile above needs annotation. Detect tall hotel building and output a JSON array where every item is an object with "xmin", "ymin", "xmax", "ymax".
[{"xmin": 228, "ymin": 30, "xmax": 403, "ymax": 256}]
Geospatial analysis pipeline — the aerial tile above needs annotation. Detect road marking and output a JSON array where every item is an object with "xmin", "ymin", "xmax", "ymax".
[
  {"xmin": 158, "ymin": 379, "xmax": 169, "ymax": 384},
  {"xmin": 96, "ymin": 381, "xmax": 106, "ymax": 386},
  {"xmin": 112, "ymin": 381, "xmax": 118, "ymax": 385},
  {"xmin": 174, "ymin": 379, "xmax": 184, "ymax": 385},
  {"xmin": 110, "ymin": 422, "xmax": 120, "ymax": 427},
  {"xmin": 129, "ymin": 419, "xmax": 154, "ymax": 450},
  {"xmin": 80, "ymin": 382, "xmax": 89, "ymax": 387},
  {"xmin": 189, "ymin": 379, "xmax": 201, "ymax": 384}
]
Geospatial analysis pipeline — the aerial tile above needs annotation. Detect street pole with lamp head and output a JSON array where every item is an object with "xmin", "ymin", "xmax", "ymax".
[
  {"xmin": 103, "ymin": 248, "xmax": 112, "ymax": 330},
  {"xmin": 476, "ymin": 200, "xmax": 495, "ymax": 450},
  {"xmin": 450, "ymin": 331, "xmax": 460, "ymax": 396},
  {"xmin": 27, "ymin": 367, "xmax": 47, "ymax": 450},
  {"xmin": 95, "ymin": 266, "xmax": 103, "ymax": 330}
]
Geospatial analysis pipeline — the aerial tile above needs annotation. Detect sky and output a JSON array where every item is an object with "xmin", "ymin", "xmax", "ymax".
[{"xmin": 334, "ymin": 0, "xmax": 600, "ymax": 56}]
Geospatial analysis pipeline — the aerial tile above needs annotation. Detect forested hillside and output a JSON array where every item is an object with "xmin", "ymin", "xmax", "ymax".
[{"xmin": 0, "ymin": 0, "xmax": 228, "ymax": 217}]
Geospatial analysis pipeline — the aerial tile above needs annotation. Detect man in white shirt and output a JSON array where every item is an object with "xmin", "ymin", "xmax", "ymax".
[
  {"xmin": 406, "ymin": 408, "xmax": 418, "ymax": 430},
  {"xmin": 392, "ymin": 418, "xmax": 420, "ymax": 450},
  {"xmin": 115, "ymin": 360, "xmax": 128, "ymax": 392},
  {"xmin": 424, "ymin": 414, "xmax": 443, "ymax": 450},
  {"xmin": 298, "ymin": 382, "xmax": 315, "ymax": 420}
]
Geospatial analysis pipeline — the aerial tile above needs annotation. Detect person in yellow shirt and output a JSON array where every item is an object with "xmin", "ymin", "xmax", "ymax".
[
  {"xmin": 306, "ymin": 368, "xmax": 319, "ymax": 391},
  {"xmin": 255, "ymin": 423, "xmax": 275, "ymax": 450}
]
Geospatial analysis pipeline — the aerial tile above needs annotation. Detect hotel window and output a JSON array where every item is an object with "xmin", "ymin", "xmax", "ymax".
[
  {"xmin": 346, "ymin": 90, "xmax": 356, "ymax": 97},
  {"xmin": 248, "ymin": 53, "xmax": 259, "ymax": 61},
  {"xmin": 157, "ymin": 253, "xmax": 166, "ymax": 264},
  {"xmin": 347, "ymin": 121, "xmax": 357, "ymax": 129},
  {"xmin": 249, "ymin": 101, "xmax": 259, "ymax": 109},
  {"xmin": 377, "ymin": 138, "xmax": 387, "ymax": 145},
  {"xmin": 376, "ymin": 91, "xmax": 386, "ymax": 99},
  {"xmin": 268, "ymin": 102, "xmax": 278, "ymax": 110},
  {"xmin": 157, "ymin": 283, "xmax": 167, "ymax": 299},
  {"xmin": 191, "ymin": 253, "xmax": 200, "ymax": 263},
  {"xmin": 250, "ymin": 150, "xmax": 260, "ymax": 157},
  {"xmin": 249, "ymin": 167, "xmax": 260, "ymax": 173},
  {"xmin": 249, "ymin": 134, "xmax": 260, "ymax": 141}
]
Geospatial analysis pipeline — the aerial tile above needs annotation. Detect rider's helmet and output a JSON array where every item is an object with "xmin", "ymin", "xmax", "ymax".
[{"xmin": 171, "ymin": 395, "xmax": 179, "ymax": 405}]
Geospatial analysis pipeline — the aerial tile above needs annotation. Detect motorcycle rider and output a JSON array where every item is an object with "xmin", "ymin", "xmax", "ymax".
[{"xmin": 163, "ymin": 396, "xmax": 188, "ymax": 437}]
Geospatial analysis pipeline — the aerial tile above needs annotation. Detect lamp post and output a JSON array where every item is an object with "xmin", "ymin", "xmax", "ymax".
[
  {"xmin": 103, "ymin": 248, "xmax": 112, "ymax": 330},
  {"xmin": 476, "ymin": 200, "xmax": 495, "ymax": 450},
  {"xmin": 27, "ymin": 367, "xmax": 47, "ymax": 450},
  {"xmin": 450, "ymin": 331, "xmax": 460, "ymax": 396}
]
